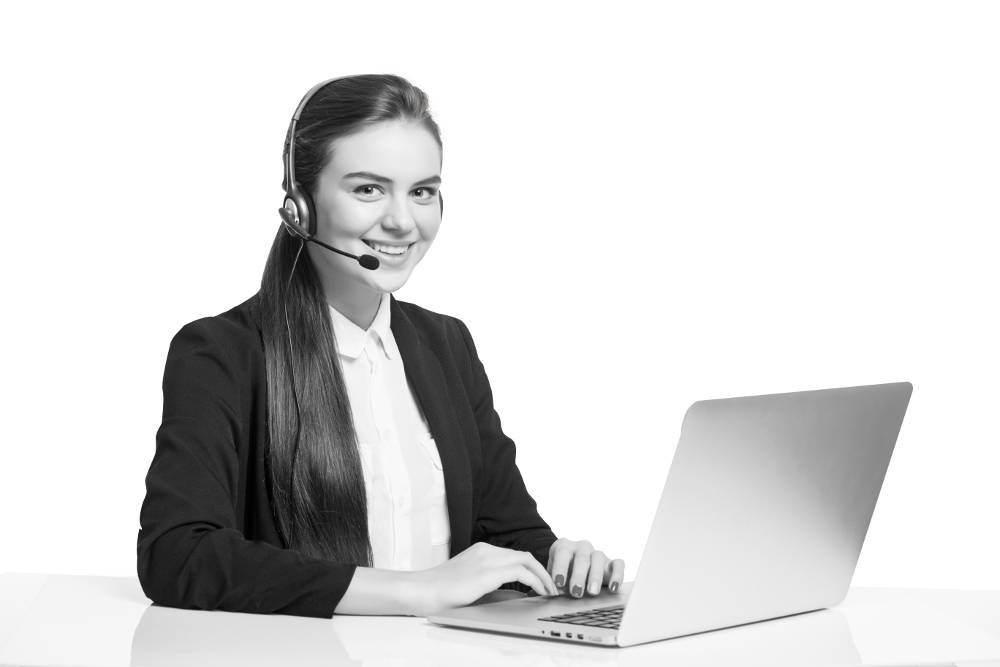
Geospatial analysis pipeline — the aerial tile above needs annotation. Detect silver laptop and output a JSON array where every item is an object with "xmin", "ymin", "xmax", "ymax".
[{"xmin": 428, "ymin": 382, "xmax": 913, "ymax": 647}]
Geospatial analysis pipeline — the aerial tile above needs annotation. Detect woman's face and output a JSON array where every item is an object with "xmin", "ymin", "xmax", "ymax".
[{"xmin": 308, "ymin": 119, "xmax": 443, "ymax": 300}]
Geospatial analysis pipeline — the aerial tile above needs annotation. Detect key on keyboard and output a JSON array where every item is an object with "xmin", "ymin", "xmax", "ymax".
[{"xmin": 539, "ymin": 603, "xmax": 625, "ymax": 629}]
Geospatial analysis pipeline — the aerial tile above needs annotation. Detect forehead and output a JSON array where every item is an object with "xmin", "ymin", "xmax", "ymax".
[{"xmin": 326, "ymin": 119, "xmax": 441, "ymax": 177}]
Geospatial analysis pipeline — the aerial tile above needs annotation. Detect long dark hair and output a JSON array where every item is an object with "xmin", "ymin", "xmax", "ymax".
[{"xmin": 258, "ymin": 74, "xmax": 443, "ymax": 564}]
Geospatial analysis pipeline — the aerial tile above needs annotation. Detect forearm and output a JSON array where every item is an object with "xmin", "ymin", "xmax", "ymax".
[
  {"xmin": 137, "ymin": 525, "xmax": 357, "ymax": 617},
  {"xmin": 334, "ymin": 567, "xmax": 424, "ymax": 615}
]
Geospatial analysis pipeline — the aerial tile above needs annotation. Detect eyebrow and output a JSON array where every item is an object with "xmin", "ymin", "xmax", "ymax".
[{"xmin": 342, "ymin": 171, "xmax": 441, "ymax": 186}]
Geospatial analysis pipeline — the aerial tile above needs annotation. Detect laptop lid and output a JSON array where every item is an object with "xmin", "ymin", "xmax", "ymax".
[{"xmin": 617, "ymin": 382, "xmax": 912, "ymax": 646}]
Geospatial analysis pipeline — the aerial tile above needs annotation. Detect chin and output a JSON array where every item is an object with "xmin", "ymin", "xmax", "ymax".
[{"xmin": 367, "ymin": 273, "xmax": 411, "ymax": 294}]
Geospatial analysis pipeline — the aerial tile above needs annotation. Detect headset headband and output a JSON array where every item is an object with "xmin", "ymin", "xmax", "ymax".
[{"xmin": 283, "ymin": 76, "xmax": 346, "ymax": 194}]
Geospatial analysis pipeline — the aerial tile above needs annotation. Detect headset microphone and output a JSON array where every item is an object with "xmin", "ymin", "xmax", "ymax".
[{"xmin": 277, "ymin": 206, "xmax": 380, "ymax": 270}]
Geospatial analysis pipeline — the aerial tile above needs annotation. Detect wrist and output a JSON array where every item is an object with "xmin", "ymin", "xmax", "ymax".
[
  {"xmin": 335, "ymin": 567, "xmax": 433, "ymax": 616},
  {"xmin": 399, "ymin": 568, "xmax": 434, "ymax": 617}
]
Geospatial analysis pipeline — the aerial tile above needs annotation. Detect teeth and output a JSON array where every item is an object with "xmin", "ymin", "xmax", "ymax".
[{"xmin": 365, "ymin": 241, "xmax": 410, "ymax": 255}]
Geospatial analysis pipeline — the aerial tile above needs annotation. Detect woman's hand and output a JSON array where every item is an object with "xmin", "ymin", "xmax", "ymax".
[
  {"xmin": 547, "ymin": 537, "xmax": 625, "ymax": 598},
  {"xmin": 406, "ymin": 542, "xmax": 558, "ymax": 615}
]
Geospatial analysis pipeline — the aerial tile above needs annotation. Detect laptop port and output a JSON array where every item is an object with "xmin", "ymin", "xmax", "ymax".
[
  {"xmin": 577, "ymin": 634, "xmax": 584, "ymax": 639},
  {"xmin": 550, "ymin": 631, "xmax": 561, "ymax": 637}
]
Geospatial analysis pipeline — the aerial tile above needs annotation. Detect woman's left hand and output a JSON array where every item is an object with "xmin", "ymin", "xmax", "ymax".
[{"xmin": 547, "ymin": 537, "xmax": 625, "ymax": 598}]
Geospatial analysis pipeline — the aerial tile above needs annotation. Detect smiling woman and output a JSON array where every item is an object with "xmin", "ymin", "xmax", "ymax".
[{"xmin": 136, "ymin": 73, "xmax": 624, "ymax": 619}]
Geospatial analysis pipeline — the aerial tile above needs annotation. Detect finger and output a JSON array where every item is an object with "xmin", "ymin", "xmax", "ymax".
[
  {"xmin": 586, "ymin": 551, "xmax": 608, "ymax": 596},
  {"xmin": 548, "ymin": 543, "xmax": 573, "ymax": 593},
  {"xmin": 568, "ymin": 543, "xmax": 592, "ymax": 598},
  {"xmin": 517, "ymin": 551, "xmax": 557, "ymax": 596},
  {"xmin": 497, "ymin": 565, "xmax": 548, "ymax": 598},
  {"xmin": 608, "ymin": 559, "xmax": 625, "ymax": 594},
  {"xmin": 547, "ymin": 539, "xmax": 562, "ymax": 578}
]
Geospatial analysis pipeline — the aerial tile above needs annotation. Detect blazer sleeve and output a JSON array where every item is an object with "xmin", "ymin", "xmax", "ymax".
[
  {"xmin": 137, "ymin": 319, "xmax": 357, "ymax": 618},
  {"xmin": 454, "ymin": 318, "xmax": 558, "ymax": 569}
]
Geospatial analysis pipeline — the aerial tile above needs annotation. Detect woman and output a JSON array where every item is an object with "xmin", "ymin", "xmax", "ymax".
[{"xmin": 137, "ymin": 73, "xmax": 625, "ymax": 618}]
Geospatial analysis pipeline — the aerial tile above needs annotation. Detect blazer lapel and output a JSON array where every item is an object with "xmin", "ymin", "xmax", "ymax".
[{"xmin": 390, "ymin": 296, "xmax": 473, "ymax": 555}]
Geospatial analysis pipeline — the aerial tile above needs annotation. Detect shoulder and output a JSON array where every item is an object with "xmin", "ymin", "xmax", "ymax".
[
  {"xmin": 393, "ymin": 297, "xmax": 466, "ymax": 336},
  {"xmin": 392, "ymin": 297, "xmax": 478, "ymax": 360},
  {"xmin": 167, "ymin": 293, "xmax": 263, "ymax": 367}
]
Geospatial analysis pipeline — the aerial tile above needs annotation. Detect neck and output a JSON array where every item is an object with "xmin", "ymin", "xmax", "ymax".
[{"xmin": 324, "ymin": 283, "xmax": 383, "ymax": 330}]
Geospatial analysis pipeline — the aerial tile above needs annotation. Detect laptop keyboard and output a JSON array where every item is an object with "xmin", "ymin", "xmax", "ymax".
[{"xmin": 539, "ymin": 603, "xmax": 625, "ymax": 629}]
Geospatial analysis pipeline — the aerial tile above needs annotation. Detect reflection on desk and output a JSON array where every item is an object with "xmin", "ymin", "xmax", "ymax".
[{"xmin": 1, "ymin": 573, "xmax": 999, "ymax": 667}]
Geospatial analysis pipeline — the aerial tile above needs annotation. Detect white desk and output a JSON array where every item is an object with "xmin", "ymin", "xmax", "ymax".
[{"xmin": 1, "ymin": 573, "xmax": 999, "ymax": 666}]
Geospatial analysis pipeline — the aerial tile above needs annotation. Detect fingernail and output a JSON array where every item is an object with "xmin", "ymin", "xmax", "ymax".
[
  {"xmin": 610, "ymin": 581, "xmax": 619, "ymax": 593},
  {"xmin": 588, "ymin": 582, "xmax": 599, "ymax": 595},
  {"xmin": 555, "ymin": 574, "xmax": 564, "ymax": 587},
  {"xmin": 571, "ymin": 585, "xmax": 582, "ymax": 597}
]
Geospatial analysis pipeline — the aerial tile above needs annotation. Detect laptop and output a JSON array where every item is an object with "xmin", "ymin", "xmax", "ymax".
[{"xmin": 428, "ymin": 382, "xmax": 913, "ymax": 647}]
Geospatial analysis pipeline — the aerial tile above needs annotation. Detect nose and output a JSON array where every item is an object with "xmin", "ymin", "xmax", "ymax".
[{"xmin": 380, "ymin": 196, "xmax": 417, "ymax": 235}]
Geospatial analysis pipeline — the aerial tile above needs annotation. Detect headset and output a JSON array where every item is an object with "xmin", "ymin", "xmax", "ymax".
[{"xmin": 278, "ymin": 76, "xmax": 443, "ymax": 271}]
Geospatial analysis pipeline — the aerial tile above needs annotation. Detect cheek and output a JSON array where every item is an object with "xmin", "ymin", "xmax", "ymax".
[
  {"xmin": 317, "ymin": 195, "xmax": 370, "ymax": 237},
  {"xmin": 419, "ymin": 217, "xmax": 442, "ymax": 241}
]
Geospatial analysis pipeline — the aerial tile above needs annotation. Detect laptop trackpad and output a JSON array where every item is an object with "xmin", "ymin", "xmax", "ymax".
[{"xmin": 469, "ymin": 589, "xmax": 533, "ymax": 606}]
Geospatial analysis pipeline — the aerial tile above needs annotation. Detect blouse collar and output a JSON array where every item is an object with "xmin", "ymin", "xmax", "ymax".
[{"xmin": 328, "ymin": 292, "xmax": 398, "ymax": 361}]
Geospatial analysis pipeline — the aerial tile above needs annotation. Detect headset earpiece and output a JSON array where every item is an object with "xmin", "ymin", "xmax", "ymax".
[
  {"xmin": 282, "ymin": 182, "xmax": 315, "ymax": 238},
  {"xmin": 279, "ymin": 200, "xmax": 308, "ymax": 241}
]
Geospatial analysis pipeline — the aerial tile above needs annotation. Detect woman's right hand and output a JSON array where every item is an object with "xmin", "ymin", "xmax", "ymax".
[{"xmin": 406, "ymin": 542, "xmax": 558, "ymax": 615}]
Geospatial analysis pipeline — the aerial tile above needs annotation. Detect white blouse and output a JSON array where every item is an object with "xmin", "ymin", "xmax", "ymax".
[{"xmin": 328, "ymin": 292, "xmax": 451, "ymax": 571}]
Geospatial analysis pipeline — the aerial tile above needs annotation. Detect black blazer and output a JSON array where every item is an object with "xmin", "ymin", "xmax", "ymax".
[{"xmin": 137, "ymin": 292, "xmax": 557, "ymax": 618}]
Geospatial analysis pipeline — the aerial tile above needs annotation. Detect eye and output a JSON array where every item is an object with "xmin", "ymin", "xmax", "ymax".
[
  {"xmin": 353, "ymin": 184, "xmax": 384, "ymax": 199},
  {"xmin": 413, "ymin": 187, "xmax": 438, "ymax": 201}
]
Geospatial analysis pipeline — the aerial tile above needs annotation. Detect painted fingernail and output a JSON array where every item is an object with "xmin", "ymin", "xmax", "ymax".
[
  {"xmin": 572, "ymin": 585, "xmax": 582, "ymax": 597},
  {"xmin": 588, "ymin": 582, "xmax": 599, "ymax": 595},
  {"xmin": 610, "ymin": 581, "xmax": 619, "ymax": 593},
  {"xmin": 555, "ymin": 574, "xmax": 564, "ymax": 587}
]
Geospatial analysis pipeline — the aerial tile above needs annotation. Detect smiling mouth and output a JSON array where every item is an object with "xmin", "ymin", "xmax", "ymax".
[{"xmin": 362, "ymin": 240, "xmax": 414, "ymax": 256}]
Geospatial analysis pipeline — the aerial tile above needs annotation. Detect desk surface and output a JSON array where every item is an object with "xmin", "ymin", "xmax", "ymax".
[{"xmin": 1, "ymin": 573, "xmax": 999, "ymax": 666}]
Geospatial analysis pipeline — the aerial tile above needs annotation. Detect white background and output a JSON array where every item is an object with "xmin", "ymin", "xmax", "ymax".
[{"xmin": 1, "ymin": 1, "xmax": 997, "ymax": 590}]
